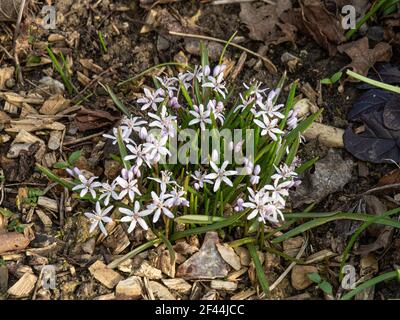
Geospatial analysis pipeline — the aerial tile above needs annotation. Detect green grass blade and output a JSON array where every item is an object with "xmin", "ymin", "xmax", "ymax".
[
  {"xmin": 339, "ymin": 207, "xmax": 400, "ymax": 281},
  {"xmin": 36, "ymin": 164, "xmax": 74, "ymax": 190},
  {"xmin": 228, "ymin": 237, "xmax": 255, "ymax": 248},
  {"xmin": 46, "ymin": 46, "xmax": 74, "ymax": 94},
  {"xmin": 200, "ymin": 41, "xmax": 209, "ymax": 68},
  {"xmin": 340, "ymin": 270, "xmax": 399, "ymax": 300},
  {"xmin": 117, "ymin": 127, "xmax": 131, "ymax": 170},
  {"xmin": 280, "ymin": 81, "xmax": 297, "ymax": 130},
  {"xmin": 247, "ymin": 243, "xmax": 269, "ymax": 296},
  {"xmin": 170, "ymin": 211, "xmax": 247, "ymax": 241},
  {"xmin": 102, "ymin": 84, "xmax": 130, "ymax": 116},
  {"xmin": 345, "ymin": 0, "xmax": 388, "ymax": 40},
  {"xmin": 273, "ymin": 211, "xmax": 400, "ymax": 243},
  {"xmin": 295, "ymin": 157, "xmax": 318, "ymax": 175},
  {"xmin": 285, "ymin": 133, "xmax": 300, "ymax": 166},
  {"xmin": 158, "ymin": 232, "xmax": 176, "ymax": 266},
  {"xmin": 219, "ymin": 31, "xmax": 237, "ymax": 65},
  {"xmin": 98, "ymin": 31, "xmax": 108, "ymax": 53},
  {"xmin": 346, "ymin": 69, "xmax": 400, "ymax": 94},
  {"xmin": 174, "ymin": 215, "xmax": 226, "ymax": 225},
  {"xmin": 107, "ymin": 238, "xmax": 162, "ymax": 269}
]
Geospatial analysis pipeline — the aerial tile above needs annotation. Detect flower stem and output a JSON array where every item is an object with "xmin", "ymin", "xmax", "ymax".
[{"xmin": 346, "ymin": 69, "xmax": 400, "ymax": 94}]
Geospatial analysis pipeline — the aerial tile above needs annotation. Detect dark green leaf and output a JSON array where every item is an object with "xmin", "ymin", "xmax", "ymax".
[
  {"xmin": 318, "ymin": 281, "xmax": 333, "ymax": 294},
  {"xmin": 307, "ymin": 272, "xmax": 321, "ymax": 284},
  {"xmin": 68, "ymin": 150, "xmax": 82, "ymax": 165}
]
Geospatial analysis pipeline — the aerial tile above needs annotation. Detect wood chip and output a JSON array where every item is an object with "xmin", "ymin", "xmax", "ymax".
[
  {"xmin": 79, "ymin": 59, "xmax": 104, "ymax": 74},
  {"xmin": 0, "ymin": 214, "xmax": 6, "ymax": 234},
  {"xmin": 48, "ymin": 130, "xmax": 63, "ymax": 150},
  {"xmin": 4, "ymin": 101, "xmax": 18, "ymax": 114},
  {"xmin": 27, "ymin": 242, "xmax": 59, "ymax": 257},
  {"xmin": 305, "ymin": 249, "xmax": 336, "ymax": 264},
  {"xmin": 133, "ymin": 261, "xmax": 162, "ymax": 280},
  {"xmin": 201, "ymin": 289, "xmax": 218, "ymax": 300},
  {"xmin": 76, "ymin": 71, "xmax": 91, "ymax": 86},
  {"xmin": 210, "ymin": 280, "xmax": 238, "ymax": 292},
  {"xmin": 230, "ymin": 288, "xmax": 256, "ymax": 300},
  {"xmin": 286, "ymin": 292, "xmax": 312, "ymax": 300},
  {"xmin": 38, "ymin": 196, "xmax": 58, "ymax": 211},
  {"xmin": 39, "ymin": 94, "xmax": 70, "ymax": 115},
  {"xmin": 140, "ymin": 9, "xmax": 158, "ymax": 34},
  {"xmin": 20, "ymin": 103, "xmax": 39, "ymax": 118},
  {"xmin": 89, "ymin": 261, "xmax": 122, "ymax": 289},
  {"xmin": 227, "ymin": 267, "xmax": 248, "ymax": 281},
  {"xmin": 161, "ymin": 278, "xmax": 191, "ymax": 294},
  {"xmin": 216, "ymin": 243, "xmax": 241, "ymax": 271},
  {"xmin": 0, "ymin": 92, "xmax": 44, "ymax": 106},
  {"xmin": 7, "ymin": 273, "xmax": 38, "ymax": 298},
  {"xmin": 0, "ymin": 265, "xmax": 8, "ymax": 293},
  {"xmin": 0, "ymin": 232, "xmax": 31, "ymax": 254},
  {"xmin": 234, "ymin": 247, "xmax": 251, "ymax": 266},
  {"xmin": 94, "ymin": 293, "xmax": 116, "ymax": 300},
  {"xmin": 149, "ymin": 281, "xmax": 175, "ymax": 300},
  {"xmin": 117, "ymin": 259, "xmax": 134, "ymax": 274},
  {"xmin": 6, "ymin": 119, "xmax": 65, "ymax": 133},
  {"xmin": 158, "ymin": 249, "xmax": 176, "ymax": 278},
  {"xmin": 116, "ymin": 276, "xmax": 143, "ymax": 300},
  {"xmin": 11, "ymin": 130, "xmax": 46, "ymax": 162},
  {"xmin": 303, "ymin": 122, "xmax": 344, "ymax": 148},
  {"xmin": 48, "ymin": 34, "xmax": 65, "ymax": 42},
  {"xmin": 103, "ymin": 225, "xmax": 130, "ymax": 255},
  {"xmin": 283, "ymin": 236, "xmax": 304, "ymax": 257},
  {"xmin": 35, "ymin": 209, "xmax": 53, "ymax": 228}
]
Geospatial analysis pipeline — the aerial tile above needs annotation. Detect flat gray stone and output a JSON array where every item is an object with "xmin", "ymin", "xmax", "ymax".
[{"xmin": 176, "ymin": 232, "xmax": 230, "ymax": 280}]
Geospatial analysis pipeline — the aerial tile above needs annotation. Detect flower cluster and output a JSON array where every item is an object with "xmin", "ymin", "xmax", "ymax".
[{"xmin": 63, "ymin": 63, "xmax": 305, "ymax": 236}]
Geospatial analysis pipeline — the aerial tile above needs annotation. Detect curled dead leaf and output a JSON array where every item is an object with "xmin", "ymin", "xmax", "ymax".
[
  {"xmin": 338, "ymin": 37, "xmax": 392, "ymax": 79},
  {"xmin": 239, "ymin": 0, "xmax": 296, "ymax": 46},
  {"xmin": 300, "ymin": 0, "xmax": 346, "ymax": 56}
]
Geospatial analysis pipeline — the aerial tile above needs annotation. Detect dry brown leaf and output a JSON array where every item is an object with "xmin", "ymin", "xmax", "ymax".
[
  {"xmin": 355, "ymin": 196, "xmax": 394, "ymax": 255},
  {"xmin": 88, "ymin": 260, "xmax": 123, "ymax": 289},
  {"xmin": 377, "ymin": 169, "xmax": 400, "ymax": 190},
  {"xmin": 75, "ymin": 107, "xmax": 119, "ymax": 132},
  {"xmin": 338, "ymin": 37, "xmax": 392, "ymax": 78},
  {"xmin": 239, "ymin": 1, "xmax": 296, "ymax": 46},
  {"xmin": 300, "ymin": 0, "xmax": 346, "ymax": 56}
]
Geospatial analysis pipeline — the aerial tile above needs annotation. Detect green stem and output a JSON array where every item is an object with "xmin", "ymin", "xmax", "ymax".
[
  {"xmin": 107, "ymin": 238, "xmax": 162, "ymax": 269},
  {"xmin": 345, "ymin": 0, "xmax": 388, "ymax": 40},
  {"xmin": 339, "ymin": 207, "xmax": 400, "ymax": 281},
  {"xmin": 346, "ymin": 70, "xmax": 400, "ymax": 94}
]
